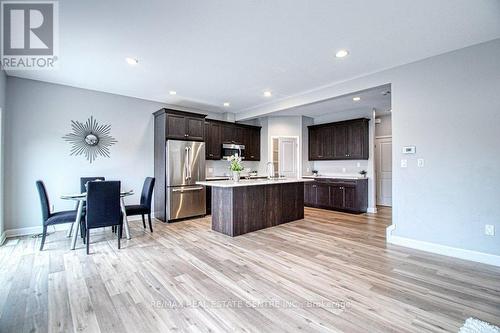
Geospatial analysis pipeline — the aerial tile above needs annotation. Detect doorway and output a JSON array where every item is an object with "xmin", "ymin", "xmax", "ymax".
[
  {"xmin": 271, "ymin": 137, "xmax": 298, "ymax": 178},
  {"xmin": 375, "ymin": 136, "xmax": 392, "ymax": 206}
]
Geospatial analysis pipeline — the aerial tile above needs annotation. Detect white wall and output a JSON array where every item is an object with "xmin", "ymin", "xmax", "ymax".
[
  {"xmin": 0, "ymin": 71, "xmax": 6, "ymax": 243},
  {"xmin": 4, "ymin": 77, "xmax": 222, "ymax": 232}
]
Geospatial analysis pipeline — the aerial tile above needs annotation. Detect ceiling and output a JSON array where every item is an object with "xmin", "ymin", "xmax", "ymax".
[
  {"xmin": 8, "ymin": 0, "xmax": 500, "ymax": 114},
  {"xmin": 270, "ymin": 84, "xmax": 391, "ymax": 118}
]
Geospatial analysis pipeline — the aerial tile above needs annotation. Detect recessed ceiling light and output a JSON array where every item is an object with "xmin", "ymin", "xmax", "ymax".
[
  {"xmin": 353, "ymin": 96, "xmax": 361, "ymax": 101},
  {"xmin": 169, "ymin": 91, "xmax": 177, "ymax": 95},
  {"xmin": 263, "ymin": 91, "xmax": 272, "ymax": 97},
  {"xmin": 125, "ymin": 57, "xmax": 139, "ymax": 65},
  {"xmin": 223, "ymin": 102, "xmax": 230, "ymax": 107},
  {"xmin": 335, "ymin": 49, "xmax": 349, "ymax": 58}
]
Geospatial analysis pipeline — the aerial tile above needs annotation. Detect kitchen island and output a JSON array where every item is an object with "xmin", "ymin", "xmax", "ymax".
[{"xmin": 196, "ymin": 178, "xmax": 314, "ymax": 236}]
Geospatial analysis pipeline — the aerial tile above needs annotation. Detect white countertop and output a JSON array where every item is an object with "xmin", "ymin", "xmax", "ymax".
[
  {"xmin": 303, "ymin": 175, "xmax": 368, "ymax": 180},
  {"xmin": 197, "ymin": 178, "xmax": 314, "ymax": 188},
  {"xmin": 206, "ymin": 175, "xmax": 265, "ymax": 181}
]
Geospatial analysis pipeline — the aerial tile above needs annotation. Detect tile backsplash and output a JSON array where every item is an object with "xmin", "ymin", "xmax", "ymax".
[
  {"xmin": 206, "ymin": 160, "xmax": 261, "ymax": 177},
  {"xmin": 312, "ymin": 160, "xmax": 369, "ymax": 176}
]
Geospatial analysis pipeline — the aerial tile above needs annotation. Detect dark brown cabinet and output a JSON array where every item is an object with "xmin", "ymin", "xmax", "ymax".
[
  {"xmin": 205, "ymin": 120, "xmax": 261, "ymax": 161},
  {"xmin": 205, "ymin": 121, "xmax": 222, "ymax": 159},
  {"xmin": 304, "ymin": 178, "xmax": 368, "ymax": 213},
  {"xmin": 155, "ymin": 109, "xmax": 207, "ymax": 141},
  {"xmin": 244, "ymin": 127, "xmax": 261, "ymax": 161},
  {"xmin": 185, "ymin": 117, "xmax": 205, "ymax": 141},
  {"xmin": 308, "ymin": 118, "xmax": 369, "ymax": 160},
  {"xmin": 221, "ymin": 124, "xmax": 235, "ymax": 143}
]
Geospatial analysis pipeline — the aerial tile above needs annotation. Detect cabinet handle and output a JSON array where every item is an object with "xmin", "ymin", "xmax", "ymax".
[{"xmin": 209, "ymin": 154, "xmax": 213, "ymax": 156}]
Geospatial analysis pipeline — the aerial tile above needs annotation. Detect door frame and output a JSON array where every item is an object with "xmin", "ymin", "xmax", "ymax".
[
  {"xmin": 269, "ymin": 136, "xmax": 300, "ymax": 178},
  {"xmin": 375, "ymin": 135, "xmax": 392, "ymax": 207}
]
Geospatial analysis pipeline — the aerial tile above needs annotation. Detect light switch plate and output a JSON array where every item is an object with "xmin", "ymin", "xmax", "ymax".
[
  {"xmin": 485, "ymin": 225, "xmax": 495, "ymax": 236},
  {"xmin": 401, "ymin": 159, "xmax": 408, "ymax": 168},
  {"xmin": 417, "ymin": 159, "xmax": 425, "ymax": 167}
]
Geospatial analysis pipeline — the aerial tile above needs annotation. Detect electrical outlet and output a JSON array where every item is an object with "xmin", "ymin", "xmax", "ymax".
[
  {"xmin": 356, "ymin": 162, "xmax": 361, "ymax": 167},
  {"xmin": 306, "ymin": 167, "xmax": 310, "ymax": 172},
  {"xmin": 417, "ymin": 159, "xmax": 425, "ymax": 167},
  {"xmin": 342, "ymin": 168, "xmax": 346, "ymax": 173},
  {"xmin": 401, "ymin": 159, "xmax": 407, "ymax": 168},
  {"xmin": 485, "ymin": 225, "xmax": 495, "ymax": 236}
]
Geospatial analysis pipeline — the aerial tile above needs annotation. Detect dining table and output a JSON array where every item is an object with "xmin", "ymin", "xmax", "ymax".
[{"xmin": 60, "ymin": 190, "xmax": 134, "ymax": 250}]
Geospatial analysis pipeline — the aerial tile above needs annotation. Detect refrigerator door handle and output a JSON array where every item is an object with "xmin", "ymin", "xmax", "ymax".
[
  {"xmin": 187, "ymin": 147, "xmax": 191, "ymax": 180},
  {"xmin": 172, "ymin": 187, "xmax": 204, "ymax": 192},
  {"xmin": 184, "ymin": 147, "xmax": 189, "ymax": 180}
]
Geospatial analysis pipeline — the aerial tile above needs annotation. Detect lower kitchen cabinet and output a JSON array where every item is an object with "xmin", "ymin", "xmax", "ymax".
[{"xmin": 304, "ymin": 178, "xmax": 368, "ymax": 213}]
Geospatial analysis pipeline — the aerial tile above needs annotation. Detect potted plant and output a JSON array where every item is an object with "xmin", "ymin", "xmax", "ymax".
[{"xmin": 228, "ymin": 154, "xmax": 244, "ymax": 182}]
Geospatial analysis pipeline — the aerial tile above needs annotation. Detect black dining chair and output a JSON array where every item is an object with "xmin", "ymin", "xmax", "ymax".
[
  {"xmin": 77, "ymin": 177, "xmax": 105, "ymax": 241},
  {"xmin": 125, "ymin": 177, "xmax": 155, "ymax": 232},
  {"xmin": 80, "ymin": 177, "xmax": 105, "ymax": 193},
  {"xmin": 36, "ymin": 180, "xmax": 85, "ymax": 251},
  {"xmin": 85, "ymin": 180, "xmax": 122, "ymax": 254}
]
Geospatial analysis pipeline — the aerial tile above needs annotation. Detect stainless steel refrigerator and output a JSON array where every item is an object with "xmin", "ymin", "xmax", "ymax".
[{"xmin": 165, "ymin": 140, "xmax": 206, "ymax": 221}]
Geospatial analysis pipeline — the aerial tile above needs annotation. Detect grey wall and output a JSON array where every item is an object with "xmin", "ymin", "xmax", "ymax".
[
  {"xmin": 0, "ymin": 71, "xmax": 6, "ymax": 240},
  {"xmin": 3, "ymin": 77, "xmax": 222, "ymax": 232},
  {"xmin": 389, "ymin": 40, "xmax": 500, "ymax": 255},
  {"xmin": 375, "ymin": 114, "xmax": 392, "ymax": 137}
]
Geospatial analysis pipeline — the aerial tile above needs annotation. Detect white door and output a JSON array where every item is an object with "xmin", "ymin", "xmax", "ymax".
[
  {"xmin": 278, "ymin": 137, "xmax": 297, "ymax": 178},
  {"xmin": 375, "ymin": 137, "xmax": 392, "ymax": 206}
]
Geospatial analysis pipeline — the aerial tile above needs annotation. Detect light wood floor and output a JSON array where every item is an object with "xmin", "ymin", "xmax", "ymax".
[{"xmin": 1, "ymin": 207, "xmax": 499, "ymax": 333}]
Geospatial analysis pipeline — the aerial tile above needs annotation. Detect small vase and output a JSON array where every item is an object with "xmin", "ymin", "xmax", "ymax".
[{"xmin": 232, "ymin": 171, "xmax": 240, "ymax": 182}]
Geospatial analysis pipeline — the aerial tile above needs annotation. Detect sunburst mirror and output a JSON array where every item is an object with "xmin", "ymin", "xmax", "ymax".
[{"xmin": 62, "ymin": 116, "xmax": 117, "ymax": 163}]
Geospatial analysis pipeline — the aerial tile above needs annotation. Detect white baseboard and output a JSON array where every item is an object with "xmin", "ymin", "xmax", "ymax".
[
  {"xmin": 386, "ymin": 225, "xmax": 500, "ymax": 267},
  {"xmin": 367, "ymin": 207, "xmax": 378, "ymax": 213},
  {"xmin": 0, "ymin": 230, "xmax": 6, "ymax": 246},
  {"xmin": 4, "ymin": 215, "xmax": 147, "ymax": 239}
]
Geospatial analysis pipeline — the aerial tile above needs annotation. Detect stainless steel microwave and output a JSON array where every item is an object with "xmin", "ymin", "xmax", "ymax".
[{"xmin": 222, "ymin": 143, "xmax": 245, "ymax": 160}]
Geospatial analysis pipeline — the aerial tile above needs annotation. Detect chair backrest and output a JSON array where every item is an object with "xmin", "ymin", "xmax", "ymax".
[
  {"xmin": 140, "ymin": 177, "xmax": 155, "ymax": 209},
  {"xmin": 80, "ymin": 177, "xmax": 105, "ymax": 193},
  {"xmin": 86, "ymin": 181, "xmax": 121, "ymax": 228},
  {"xmin": 36, "ymin": 180, "xmax": 51, "ymax": 222}
]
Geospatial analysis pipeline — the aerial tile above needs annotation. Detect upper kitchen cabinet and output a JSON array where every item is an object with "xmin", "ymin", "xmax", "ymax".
[
  {"xmin": 244, "ymin": 126, "xmax": 261, "ymax": 161},
  {"xmin": 221, "ymin": 123, "xmax": 235, "ymax": 143},
  {"xmin": 205, "ymin": 121, "xmax": 222, "ymax": 160},
  {"xmin": 205, "ymin": 120, "xmax": 261, "ymax": 161},
  {"xmin": 308, "ymin": 118, "xmax": 369, "ymax": 160},
  {"xmin": 154, "ymin": 108, "xmax": 207, "ymax": 141}
]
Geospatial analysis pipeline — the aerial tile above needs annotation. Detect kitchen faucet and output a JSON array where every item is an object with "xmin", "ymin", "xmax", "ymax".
[{"xmin": 266, "ymin": 162, "xmax": 274, "ymax": 179}]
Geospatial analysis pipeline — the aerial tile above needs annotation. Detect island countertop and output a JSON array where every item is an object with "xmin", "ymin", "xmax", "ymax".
[{"xmin": 196, "ymin": 178, "xmax": 314, "ymax": 188}]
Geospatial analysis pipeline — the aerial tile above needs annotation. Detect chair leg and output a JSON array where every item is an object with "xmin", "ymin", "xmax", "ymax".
[
  {"xmin": 86, "ymin": 229, "xmax": 90, "ymax": 255},
  {"xmin": 40, "ymin": 226, "xmax": 47, "ymax": 251},
  {"xmin": 117, "ymin": 225, "xmax": 122, "ymax": 249},
  {"xmin": 80, "ymin": 222, "xmax": 86, "ymax": 243},
  {"xmin": 141, "ymin": 215, "xmax": 146, "ymax": 229},
  {"xmin": 148, "ymin": 214, "xmax": 153, "ymax": 233}
]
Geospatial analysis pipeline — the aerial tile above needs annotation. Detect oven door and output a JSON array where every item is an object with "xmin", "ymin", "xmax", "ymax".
[{"xmin": 222, "ymin": 144, "xmax": 245, "ymax": 159}]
